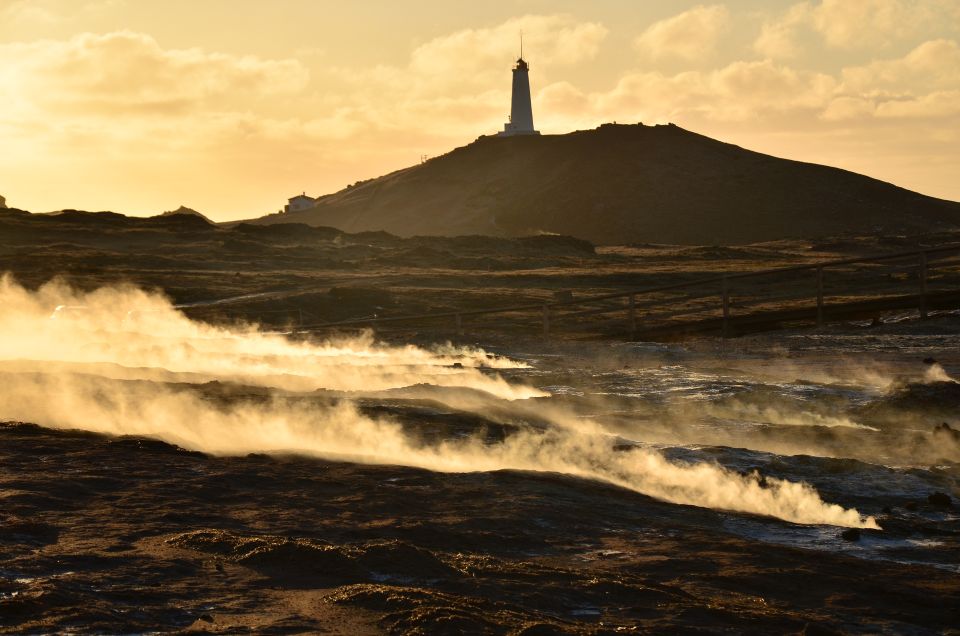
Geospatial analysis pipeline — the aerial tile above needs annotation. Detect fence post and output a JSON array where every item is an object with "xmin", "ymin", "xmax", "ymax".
[
  {"xmin": 542, "ymin": 304, "xmax": 551, "ymax": 338},
  {"xmin": 919, "ymin": 252, "xmax": 929, "ymax": 319},
  {"xmin": 455, "ymin": 313, "xmax": 463, "ymax": 336},
  {"xmin": 816, "ymin": 266, "xmax": 824, "ymax": 328},
  {"xmin": 721, "ymin": 276, "xmax": 730, "ymax": 338},
  {"xmin": 628, "ymin": 294, "xmax": 637, "ymax": 336}
]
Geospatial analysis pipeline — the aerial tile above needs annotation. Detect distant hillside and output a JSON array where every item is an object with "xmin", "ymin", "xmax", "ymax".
[
  {"xmin": 252, "ymin": 123, "xmax": 960, "ymax": 245},
  {"xmin": 0, "ymin": 207, "xmax": 597, "ymax": 290}
]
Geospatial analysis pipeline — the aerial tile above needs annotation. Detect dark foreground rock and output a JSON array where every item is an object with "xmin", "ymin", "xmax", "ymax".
[
  {"xmin": 928, "ymin": 492, "xmax": 953, "ymax": 506},
  {"xmin": 1, "ymin": 420, "xmax": 959, "ymax": 634}
]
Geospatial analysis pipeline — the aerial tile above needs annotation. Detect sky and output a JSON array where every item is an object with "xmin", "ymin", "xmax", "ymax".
[{"xmin": 1, "ymin": 0, "xmax": 958, "ymax": 221}]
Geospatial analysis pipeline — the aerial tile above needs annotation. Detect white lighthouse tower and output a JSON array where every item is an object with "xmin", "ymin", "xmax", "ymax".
[{"xmin": 498, "ymin": 37, "xmax": 540, "ymax": 137}]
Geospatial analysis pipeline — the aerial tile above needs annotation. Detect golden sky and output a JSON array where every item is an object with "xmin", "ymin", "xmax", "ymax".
[{"xmin": 1, "ymin": 0, "xmax": 959, "ymax": 221}]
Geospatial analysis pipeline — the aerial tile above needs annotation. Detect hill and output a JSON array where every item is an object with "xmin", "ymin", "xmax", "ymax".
[
  {"xmin": 157, "ymin": 205, "xmax": 215, "ymax": 224},
  {"xmin": 252, "ymin": 123, "xmax": 960, "ymax": 245}
]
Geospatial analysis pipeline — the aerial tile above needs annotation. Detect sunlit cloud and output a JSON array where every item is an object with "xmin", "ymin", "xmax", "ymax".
[
  {"xmin": 755, "ymin": 0, "xmax": 954, "ymax": 57},
  {"xmin": 875, "ymin": 89, "xmax": 960, "ymax": 118},
  {"xmin": 538, "ymin": 60, "xmax": 836, "ymax": 124},
  {"xmin": 1, "ymin": 31, "xmax": 308, "ymax": 117},
  {"xmin": 1, "ymin": 0, "xmax": 125, "ymax": 27},
  {"xmin": 754, "ymin": 2, "xmax": 812, "ymax": 58},
  {"xmin": 840, "ymin": 39, "xmax": 960, "ymax": 93},
  {"xmin": 811, "ymin": 0, "xmax": 937, "ymax": 49},
  {"xmin": 820, "ymin": 95, "xmax": 877, "ymax": 121},
  {"xmin": 1, "ymin": 0, "xmax": 61, "ymax": 25},
  {"xmin": 409, "ymin": 14, "xmax": 608, "ymax": 78},
  {"xmin": 633, "ymin": 4, "xmax": 731, "ymax": 62}
]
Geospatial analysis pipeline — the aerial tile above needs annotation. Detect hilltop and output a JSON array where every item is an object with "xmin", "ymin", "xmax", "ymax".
[
  {"xmin": 252, "ymin": 123, "xmax": 960, "ymax": 245},
  {"xmin": 159, "ymin": 205, "xmax": 215, "ymax": 224}
]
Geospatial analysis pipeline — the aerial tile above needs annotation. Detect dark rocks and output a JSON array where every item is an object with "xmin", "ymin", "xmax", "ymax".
[
  {"xmin": 217, "ymin": 535, "xmax": 365, "ymax": 584},
  {"xmin": 516, "ymin": 623, "xmax": 567, "ymax": 636},
  {"xmin": 737, "ymin": 469, "xmax": 769, "ymax": 489},
  {"xmin": 516, "ymin": 234, "xmax": 595, "ymax": 255},
  {"xmin": 801, "ymin": 622, "xmax": 844, "ymax": 636},
  {"xmin": 168, "ymin": 530, "xmax": 456, "ymax": 587},
  {"xmin": 2, "ymin": 421, "xmax": 960, "ymax": 634},
  {"xmin": 0, "ymin": 517, "xmax": 60, "ymax": 546},
  {"xmin": 928, "ymin": 492, "xmax": 953, "ymax": 507},
  {"xmin": 857, "ymin": 383, "xmax": 960, "ymax": 431},
  {"xmin": 840, "ymin": 528, "xmax": 861, "ymax": 542}
]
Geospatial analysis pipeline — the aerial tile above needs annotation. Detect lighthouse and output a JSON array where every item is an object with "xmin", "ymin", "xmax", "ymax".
[{"xmin": 498, "ymin": 40, "xmax": 540, "ymax": 137}]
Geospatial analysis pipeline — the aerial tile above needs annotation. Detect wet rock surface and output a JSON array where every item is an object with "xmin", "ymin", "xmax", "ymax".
[{"xmin": 2, "ymin": 420, "xmax": 959, "ymax": 634}]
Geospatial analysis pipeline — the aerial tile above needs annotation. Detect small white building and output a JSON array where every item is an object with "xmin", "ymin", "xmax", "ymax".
[{"xmin": 284, "ymin": 192, "xmax": 315, "ymax": 213}]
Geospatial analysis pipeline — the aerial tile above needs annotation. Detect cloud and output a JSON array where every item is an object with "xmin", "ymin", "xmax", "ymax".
[
  {"xmin": 0, "ymin": 16, "xmax": 608, "ymax": 217},
  {"xmin": 820, "ymin": 96, "xmax": 877, "ymax": 121},
  {"xmin": 0, "ymin": 0, "xmax": 61, "ymax": 25},
  {"xmin": 755, "ymin": 0, "xmax": 952, "ymax": 56},
  {"xmin": 0, "ymin": 29, "xmax": 322, "ymax": 217},
  {"xmin": 410, "ymin": 14, "xmax": 607, "ymax": 76},
  {"xmin": 312, "ymin": 14, "xmax": 609, "ymax": 137},
  {"xmin": 821, "ymin": 39, "xmax": 960, "ymax": 121},
  {"xmin": 811, "ymin": 0, "xmax": 933, "ymax": 48},
  {"xmin": 875, "ymin": 90, "xmax": 960, "ymax": 117},
  {"xmin": 575, "ymin": 60, "xmax": 836, "ymax": 123},
  {"xmin": 840, "ymin": 39, "xmax": 960, "ymax": 92},
  {"xmin": 328, "ymin": 14, "xmax": 608, "ymax": 105},
  {"xmin": 575, "ymin": 38, "xmax": 958, "ymax": 128},
  {"xmin": 0, "ymin": 31, "xmax": 309, "ymax": 117},
  {"xmin": 633, "ymin": 5, "xmax": 731, "ymax": 62},
  {"xmin": 754, "ymin": 2, "xmax": 812, "ymax": 58},
  {"xmin": 1, "ymin": 0, "xmax": 124, "ymax": 26}
]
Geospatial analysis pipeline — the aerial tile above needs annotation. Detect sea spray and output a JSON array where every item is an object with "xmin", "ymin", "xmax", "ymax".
[{"xmin": 0, "ymin": 276, "xmax": 877, "ymax": 528}]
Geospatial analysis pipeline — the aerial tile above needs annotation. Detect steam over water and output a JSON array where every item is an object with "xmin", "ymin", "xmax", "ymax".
[{"xmin": 0, "ymin": 275, "xmax": 908, "ymax": 528}]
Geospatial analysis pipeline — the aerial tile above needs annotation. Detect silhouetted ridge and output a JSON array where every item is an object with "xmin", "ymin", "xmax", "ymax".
[
  {"xmin": 155, "ymin": 206, "xmax": 215, "ymax": 225},
  {"xmin": 252, "ymin": 123, "xmax": 960, "ymax": 245}
]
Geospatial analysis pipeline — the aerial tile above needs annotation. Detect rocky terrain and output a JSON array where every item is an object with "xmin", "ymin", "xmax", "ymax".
[
  {"xmin": 3, "ymin": 206, "xmax": 958, "ymax": 338},
  {"xmin": 2, "ymin": 333, "xmax": 959, "ymax": 634},
  {"xmin": 1, "ymin": 208, "xmax": 959, "ymax": 634}
]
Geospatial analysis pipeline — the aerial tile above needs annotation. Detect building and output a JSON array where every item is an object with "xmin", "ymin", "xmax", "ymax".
[
  {"xmin": 498, "ymin": 54, "xmax": 540, "ymax": 137},
  {"xmin": 284, "ymin": 192, "xmax": 315, "ymax": 213}
]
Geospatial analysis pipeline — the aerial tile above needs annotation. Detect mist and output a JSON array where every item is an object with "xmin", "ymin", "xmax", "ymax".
[
  {"xmin": 538, "ymin": 345, "xmax": 960, "ymax": 467},
  {"xmin": 0, "ymin": 276, "xmax": 877, "ymax": 528}
]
